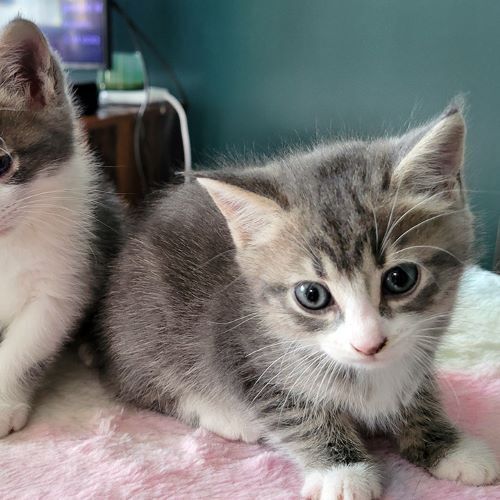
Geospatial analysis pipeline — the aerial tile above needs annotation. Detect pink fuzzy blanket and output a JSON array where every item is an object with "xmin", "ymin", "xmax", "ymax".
[{"xmin": 1, "ymin": 353, "xmax": 499, "ymax": 499}]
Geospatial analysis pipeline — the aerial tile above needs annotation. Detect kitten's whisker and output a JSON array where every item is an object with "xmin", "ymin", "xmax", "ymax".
[
  {"xmin": 218, "ymin": 314, "xmax": 260, "ymax": 336},
  {"xmin": 19, "ymin": 208, "xmax": 100, "ymax": 240},
  {"xmin": 245, "ymin": 340, "xmax": 301, "ymax": 358},
  {"xmin": 215, "ymin": 275, "xmax": 246, "ymax": 296},
  {"xmin": 410, "ymin": 346, "xmax": 434, "ymax": 375},
  {"xmin": 414, "ymin": 262, "xmax": 442, "ymax": 291},
  {"xmin": 287, "ymin": 230, "xmax": 317, "ymax": 261},
  {"xmin": 379, "ymin": 173, "xmax": 405, "ymax": 256},
  {"xmin": 405, "ymin": 313, "xmax": 450, "ymax": 332},
  {"xmin": 323, "ymin": 359, "xmax": 343, "ymax": 407},
  {"xmin": 286, "ymin": 218, "xmax": 318, "ymax": 260},
  {"xmin": 303, "ymin": 354, "xmax": 331, "ymax": 415},
  {"xmin": 250, "ymin": 347, "xmax": 311, "ymax": 403},
  {"xmin": 415, "ymin": 338, "xmax": 441, "ymax": 348},
  {"xmin": 417, "ymin": 328, "xmax": 450, "ymax": 334},
  {"xmin": 195, "ymin": 248, "xmax": 236, "ymax": 270},
  {"xmin": 0, "ymin": 145, "xmax": 13, "ymax": 159},
  {"xmin": 389, "ymin": 314, "xmax": 452, "ymax": 349},
  {"xmin": 19, "ymin": 202, "xmax": 122, "ymax": 234},
  {"xmin": 19, "ymin": 213, "xmax": 99, "ymax": 261},
  {"xmin": 385, "ymin": 208, "xmax": 467, "ymax": 253},
  {"xmin": 19, "ymin": 209, "xmax": 95, "ymax": 236},
  {"xmin": 18, "ymin": 202, "xmax": 123, "ymax": 248},
  {"xmin": 436, "ymin": 370, "xmax": 462, "ymax": 422},
  {"xmin": 274, "ymin": 343, "xmax": 320, "ymax": 394},
  {"xmin": 380, "ymin": 189, "xmax": 463, "ymax": 254},
  {"xmin": 10, "ymin": 187, "xmax": 126, "ymax": 207},
  {"xmin": 248, "ymin": 342, "xmax": 316, "ymax": 361},
  {"xmin": 369, "ymin": 202, "xmax": 379, "ymax": 250},
  {"xmin": 392, "ymin": 245, "xmax": 465, "ymax": 265},
  {"xmin": 11, "ymin": 192, "xmax": 82, "ymax": 205},
  {"xmin": 208, "ymin": 312, "xmax": 260, "ymax": 326},
  {"xmin": 278, "ymin": 351, "xmax": 324, "ymax": 419},
  {"xmin": 313, "ymin": 357, "xmax": 336, "ymax": 407},
  {"xmin": 412, "ymin": 313, "xmax": 451, "ymax": 326}
]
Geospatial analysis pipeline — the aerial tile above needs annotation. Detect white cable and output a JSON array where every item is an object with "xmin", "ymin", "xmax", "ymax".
[
  {"xmin": 155, "ymin": 89, "xmax": 192, "ymax": 174},
  {"xmin": 99, "ymin": 87, "xmax": 192, "ymax": 175},
  {"xmin": 134, "ymin": 50, "xmax": 149, "ymax": 192}
]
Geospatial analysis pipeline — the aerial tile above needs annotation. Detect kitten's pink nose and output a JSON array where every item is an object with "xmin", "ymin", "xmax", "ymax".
[{"xmin": 351, "ymin": 337, "xmax": 387, "ymax": 356}]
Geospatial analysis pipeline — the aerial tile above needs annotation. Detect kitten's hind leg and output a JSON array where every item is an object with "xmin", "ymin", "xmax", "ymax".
[{"xmin": 177, "ymin": 393, "xmax": 262, "ymax": 443}]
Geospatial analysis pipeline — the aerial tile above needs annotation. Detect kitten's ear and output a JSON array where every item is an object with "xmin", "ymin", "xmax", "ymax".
[
  {"xmin": 393, "ymin": 103, "xmax": 465, "ymax": 201},
  {"xmin": 0, "ymin": 19, "xmax": 57, "ymax": 110},
  {"xmin": 197, "ymin": 177, "xmax": 284, "ymax": 249}
]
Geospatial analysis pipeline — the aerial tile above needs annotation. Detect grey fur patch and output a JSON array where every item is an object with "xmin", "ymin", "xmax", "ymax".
[
  {"xmin": 396, "ymin": 379, "xmax": 460, "ymax": 468},
  {"xmin": 398, "ymin": 282, "xmax": 439, "ymax": 313},
  {"xmin": 0, "ymin": 110, "xmax": 74, "ymax": 184}
]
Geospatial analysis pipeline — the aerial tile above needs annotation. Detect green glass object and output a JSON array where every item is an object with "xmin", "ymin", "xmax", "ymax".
[{"xmin": 97, "ymin": 52, "xmax": 144, "ymax": 91}]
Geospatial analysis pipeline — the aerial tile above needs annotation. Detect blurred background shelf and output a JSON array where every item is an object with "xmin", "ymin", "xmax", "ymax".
[{"xmin": 81, "ymin": 103, "xmax": 184, "ymax": 204}]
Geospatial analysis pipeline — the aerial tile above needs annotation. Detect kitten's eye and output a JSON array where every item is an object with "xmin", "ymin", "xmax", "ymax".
[
  {"xmin": 294, "ymin": 282, "xmax": 332, "ymax": 311},
  {"xmin": 383, "ymin": 263, "xmax": 419, "ymax": 295},
  {"xmin": 0, "ymin": 154, "xmax": 12, "ymax": 177}
]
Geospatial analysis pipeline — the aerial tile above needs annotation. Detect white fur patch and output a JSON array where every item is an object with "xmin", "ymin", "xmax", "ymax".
[
  {"xmin": 301, "ymin": 463, "xmax": 382, "ymax": 500},
  {"xmin": 0, "ymin": 399, "xmax": 29, "ymax": 437},
  {"xmin": 178, "ymin": 393, "xmax": 262, "ymax": 443},
  {"xmin": 430, "ymin": 435, "xmax": 499, "ymax": 486},
  {"xmin": 0, "ymin": 141, "xmax": 99, "ymax": 436}
]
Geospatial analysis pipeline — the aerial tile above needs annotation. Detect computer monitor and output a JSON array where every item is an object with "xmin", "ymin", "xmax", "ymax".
[{"xmin": 0, "ymin": 0, "xmax": 110, "ymax": 69}]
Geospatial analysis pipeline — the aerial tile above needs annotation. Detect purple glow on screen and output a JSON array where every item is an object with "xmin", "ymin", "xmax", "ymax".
[{"xmin": 0, "ymin": 0, "xmax": 108, "ymax": 68}]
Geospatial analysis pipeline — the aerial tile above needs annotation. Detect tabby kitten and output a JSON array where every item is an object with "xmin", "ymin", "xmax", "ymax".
[
  {"xmin": 98, "ymin": 104, "xmax": 498, "ymax": 498},
  {"xmin": 0, "ymin": 19, "xmax": 123, "ymax": 437}
]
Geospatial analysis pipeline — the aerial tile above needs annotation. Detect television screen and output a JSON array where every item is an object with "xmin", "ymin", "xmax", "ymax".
[{"xmin": 0, "ymin": 0, "xmax": 109, "ymax": 69}]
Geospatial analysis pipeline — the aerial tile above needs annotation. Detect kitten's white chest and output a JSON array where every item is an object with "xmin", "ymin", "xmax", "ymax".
[
  {"xmin": 0, "ymin": 168, "xmax": 93, "ymax": 330},
  {"xmin": 0, "ymin": 233, "xmax": 53, "ymax": 326},
  {"xmin": 344, "ymin": 361, "xmax": 422, "ymax": 429}
]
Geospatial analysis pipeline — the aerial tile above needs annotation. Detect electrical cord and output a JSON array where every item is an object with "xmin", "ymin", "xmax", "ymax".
[
  {"xmin": 111, "ymin": 0, "xmax": 192, "ymax": 186},
  {"xmin": 133, "ymin": 48, "xmax": 150, "ymax": 192},
  {"xmin": 150, "ymin": 88, "xmax": 192, "ymax": 173},
  {"xmin": 110, "ymin": 1, "xmax": 150, "ymax": 193}
]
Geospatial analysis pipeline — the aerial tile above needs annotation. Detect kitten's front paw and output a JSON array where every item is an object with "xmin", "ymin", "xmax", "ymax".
[
  {"xmin": 0, "ymin": 399, "xmax": 30, "ymax": 437},
  {"xmin": 301, "ymin": 463, "xmax": 382, "ymax": 500},
  {"xmin": 430, "ymin": 435, "xmax": 499, "ymax": 486}
]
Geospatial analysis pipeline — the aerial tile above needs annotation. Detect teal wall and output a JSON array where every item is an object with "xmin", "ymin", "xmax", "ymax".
[{"xmin": 110, "ymin": 0, "xmax": 500, "ymax": 268}]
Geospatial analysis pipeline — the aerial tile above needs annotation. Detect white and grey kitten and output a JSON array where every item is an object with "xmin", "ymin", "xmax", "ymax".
[
  {"xmin": 97, "ymin": 104, "xmax": 499, "ymax": 498},
  {"xmin": 0, "ymin": 20, "xmax": 123, "ymax": 437}
]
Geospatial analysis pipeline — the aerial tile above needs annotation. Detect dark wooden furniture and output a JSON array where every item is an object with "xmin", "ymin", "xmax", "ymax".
[{"xmin": 81, "ymin": 103, "xmax": 184, "ymax": 204}]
